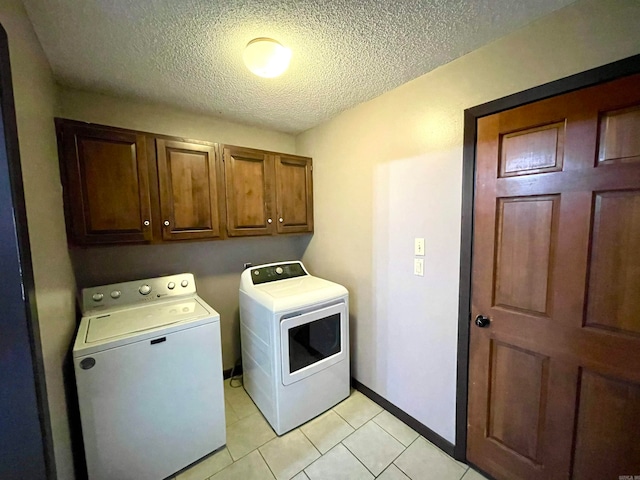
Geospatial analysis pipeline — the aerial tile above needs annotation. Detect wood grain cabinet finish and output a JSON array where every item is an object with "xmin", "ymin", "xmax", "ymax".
[
  {"xmin": 56, "ymin": 120, "xmax": 314, "ymax": 245},
  {"xmin": 56, "ymin": 120, "xmax": 153, "ymax": 244},
  {"xmin": 223, "ymin": 145, "xmax": 274, "ymax": 237},
  {"xmin": 156, "ymin": 139, "xmax": 224, "ymax": 241},
  {"xmin": 223, "ymin": 145, "xmax": 313, "ymax": 237},
  {"xmin": 275, "ymin": 154, "xmax": 314, "ymax": 234}
]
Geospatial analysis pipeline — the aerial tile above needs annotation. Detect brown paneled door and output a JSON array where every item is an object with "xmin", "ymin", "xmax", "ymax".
[
  {"xmin": 468, "ymin": 74, "xmax": 640, "ymax": 480},
  {"xmin": 156, "ymin": 139, "xmax": 223, "ymax": 240}
]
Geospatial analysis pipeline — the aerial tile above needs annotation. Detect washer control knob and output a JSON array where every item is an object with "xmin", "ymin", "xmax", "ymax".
[
  {"xmin": 110, "ymin": 290, "xmax": 121, "ymax": 299},
  {"xmin": 139, "ymin": 284, "xmax": 151, "ymax": 295},
  {"xmin": 167, "ymin": 282, "xmax": 176, "ymax": 290},
  {"xmin": 92, "ymin": 293, "xmax": 104, "ymax": 302},
  {"xmin": 181, "ymin": 279, "xmax": 189, "ymax": 288},
  {"xmin": 275, "ymin": 266, "xmax": 284, "ymax": 275}
]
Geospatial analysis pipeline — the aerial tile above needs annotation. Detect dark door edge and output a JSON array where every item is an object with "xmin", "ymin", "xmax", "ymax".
[
  {"xmin": 0, "ymin": 23, "xmax": 57, "ymax": 478},
  {"xmin": 454, "ymin": 53, "xmax": 640, "ymax": 461}
]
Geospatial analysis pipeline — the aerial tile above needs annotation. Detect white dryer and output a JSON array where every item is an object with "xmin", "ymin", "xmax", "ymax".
[
  {"xmin": 73, "ymin": 273, "xmax": 225, "ymax": 480},
  {"xmin": 239, "ymin": 261, "xmax": 349, "ymax": 435}
]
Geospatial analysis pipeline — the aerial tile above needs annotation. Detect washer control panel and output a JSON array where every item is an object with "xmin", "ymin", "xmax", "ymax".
[{"xmin": 81, "ymin": 273, "xmax": 197, "ymax": 313}]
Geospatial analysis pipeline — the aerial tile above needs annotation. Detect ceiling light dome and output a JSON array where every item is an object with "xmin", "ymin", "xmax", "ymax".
[{"xmin": 243, "ymin": 38, "xmax": 292, "ymax": 78}]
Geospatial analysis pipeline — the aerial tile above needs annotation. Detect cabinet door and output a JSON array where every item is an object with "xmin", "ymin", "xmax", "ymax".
[
  {"xmin": 156, "ymin": 139, "xmax": 223, "ymax": 240},
  {"xmin": 223, "ymin": 145, "xmax": 275, "ymax": 237},
  {"xmin": 58, "ymin": 122, "xmax": 152, "ymax": 244},
  {"xmin": 275, "ymin": 154, "xmax": 314, "ymax": 233}
]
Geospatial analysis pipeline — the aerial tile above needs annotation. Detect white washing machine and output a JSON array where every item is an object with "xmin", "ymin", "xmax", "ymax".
[
  {"xmin": 239, "ymin": 261, "xmax": 349, "ymax": 435},
  {"xmin": 73, "ymin": 273, "xmax": 225, "ymax": 480}
]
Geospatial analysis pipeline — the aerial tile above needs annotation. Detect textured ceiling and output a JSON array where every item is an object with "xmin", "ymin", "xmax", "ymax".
[{"xmin": 23, "ymin": 0, "xmax": 575, "ymax": 134}]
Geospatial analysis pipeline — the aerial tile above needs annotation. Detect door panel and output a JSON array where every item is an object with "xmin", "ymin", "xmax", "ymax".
[
  {"xmin": 81, "ymin": 139, "xmax": 141, "ymax": 231},
  {"xmin": 60, "ymin": 123, "xmax": 152, "ymax": 244},
  {"xmin": 156, "ymin": 139, "xmax": 222, "ymax": 240},
  {"xmin": 586, "ymin": 190, "xmax": 640, "ymax": 334},
  {"xmin": 468, "ymin": 73, "xmax": 640, "ymax": 479},
  {"xmin": 499, "ymin": 122, "xmax": 565, "ymax": 177},
  {"xmin": 598, "ymin": 106, "xmax": 640, "ymax": 164},
  {"xmin": 275, "ymin": 154, "xmax": 313, "ymax": 233},
  {"xmin": 223, "ymin": 146, "xmax": 274, "ymax": 237},
  {"xmin": 494, "ymin": 196, "xmax": 557, "ymax": 314},
  {"xmin": 487, "ymin": 340, "xmax": 549, "ymax": 464},
  {"xmin": 572, "ymin": 370, "xmax": 640, "ymax": 480}
]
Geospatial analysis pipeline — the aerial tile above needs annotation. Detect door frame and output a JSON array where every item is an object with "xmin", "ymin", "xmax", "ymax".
[
  {"xmin": 454, "ymin": 53, "xmax": 640, "ymax": 462},
  {"xmin": 0, "ymin": 23, "xmax": 56, "ymax": 477}
]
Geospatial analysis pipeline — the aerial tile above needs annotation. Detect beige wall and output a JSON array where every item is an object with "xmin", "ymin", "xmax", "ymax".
[
  {"xmin": 58, "ymin": 88, "xmax": 306, "ymax": 371},
  {"xmin": 0, "ymin": 1, "xmax": 77, "ymax": 478},
  {"xmin": 57, "ymin": 87, "xmax": 296, "ymax": 152},
  {"xmin": 296, "ymin": 0, "xmax": 640, "ymax": 443}
]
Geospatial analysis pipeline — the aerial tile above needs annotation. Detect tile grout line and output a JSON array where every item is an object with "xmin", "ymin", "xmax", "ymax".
[
  {"xmin": 371, "ymin": 411, "xmax": 419, "ymax": 448},
  {"xmin": 339, "ymin": 437, "xmax": 385, "ymax": 479},
  {"xmin": 391, "ymin": 435, "xmax": 421, "ymax": 479},
  {"xmin": 261, "ymin": 428, "xmax": 322, "ymax": 480},
  {"xmin": 338, "ymin": 417, "xmax": 400, "ymax": 479},
  {"xmin": 392, "ymin": 436, "xmax": 471, "ymax": 480},
  {"xmin": 226, "ymin": 416, "xmax": 277, "ymax": 463},
  {"xmin": 256, "ymin": 447, "xmax": 278, "ymax": 480},
  {"xmin": 225, "ymin": 388, "xmax": 470, "ymax": 480},
  {"xmin": 342, "ymin": 417, "xmax": 419, "ymax": 478},
  {"xmin": 330, "ymin": 406, "xmax": 352, "ymax": 427},
  {"xmin": 300, "ymin": 442, "xmax": 349, "ymax": 478},
  {"xmin": 297, "ymin": 426, "xmax": 323, "ymax": 458}
]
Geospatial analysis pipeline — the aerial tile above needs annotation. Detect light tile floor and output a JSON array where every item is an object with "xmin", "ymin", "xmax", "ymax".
[{"xmin": 174, "ymin": 380, "xmax": 489, "ymax": 480}]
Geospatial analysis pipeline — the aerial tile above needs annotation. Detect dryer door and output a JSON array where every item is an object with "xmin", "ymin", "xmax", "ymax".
[{"xmin": 280, "ymin": 302, "xmax": 347, "ymax": 386}]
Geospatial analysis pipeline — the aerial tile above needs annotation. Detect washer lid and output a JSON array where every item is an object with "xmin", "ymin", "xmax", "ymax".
[{"xmin": 85, "ymin": 298, "xmax": 210, "ymax": 343}]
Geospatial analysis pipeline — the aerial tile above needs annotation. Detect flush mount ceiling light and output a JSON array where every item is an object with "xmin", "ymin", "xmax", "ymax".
[{"xmin": 243, "ymin": 38, "xmax": 292, "ymax": 78}]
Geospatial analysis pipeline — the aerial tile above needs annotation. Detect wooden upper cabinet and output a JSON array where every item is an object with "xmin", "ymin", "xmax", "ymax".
[
  {"xmin": 57, "ymin": 120, "xmax": 153, "ymax": 244},
  {"xmin": 223, "ymin": 145, "xmax": 275, "ymax": 237},
  {"xmin": 275, "ymin": 154, "xmax": 313, "ymax": 234},
  {"xmin": 156, "ymin": 139, "xmax": 223, "ymax": 240},
  {"xmin": 56, "ymin": 119, "xmax": 314, "ymax": 245},
  {"xmin": 223, "ymin": 146, "xmax": 314, "ymax": 237}
]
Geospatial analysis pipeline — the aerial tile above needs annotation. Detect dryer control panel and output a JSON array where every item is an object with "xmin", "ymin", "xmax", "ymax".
[{"xmin": 251, "ymin": 262, "xmax": 307, "ymax": 285}]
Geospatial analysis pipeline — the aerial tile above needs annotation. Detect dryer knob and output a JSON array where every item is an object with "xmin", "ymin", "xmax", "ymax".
[
  {"xmin": 139, "ymin": 284, "xmax": 151, "ymax": 295},
  {"xmin": 167, "ymin": 282, "xmax": 176, "ymax": 290},
  {"xmin": 275, "ymin": 267, "xmax": 284, "ymax": 275},
  {"xmin": 110, "ymin": 290, "xmax": 121, "ymax": 299},
  {"xmin": 92, "ymin": 293, "xmax": 104, "ymax": 302},
  {"xmin": 181, "ymin": 280, "xmax": 189, "ymax": 288}
]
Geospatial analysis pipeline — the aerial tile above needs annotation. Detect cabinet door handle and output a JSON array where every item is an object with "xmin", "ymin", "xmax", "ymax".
[
  {"xmin": 267, "ymin": 218, "xmax": 272, "ymax": 224},
  {"xmin": 163, "ymin": 220, "xmax": 170, "ymax": 226},
  {"xmin": 143, "ymin": 220, "xmax": 150, "ymax": 226},
  {"xmin": 279, "ymin": 217, "xmax": 283, "ymax": 223}
]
